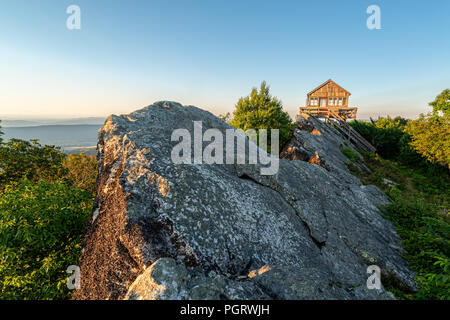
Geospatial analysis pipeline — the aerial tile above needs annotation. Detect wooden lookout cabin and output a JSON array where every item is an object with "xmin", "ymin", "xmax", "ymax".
[
  {"xmin": 299, "ymin": 79, "xmax": 376, "ymax": 153},
  {"xmin": 300, "ymin": 79, "xmax": 357, "ymax": 120}
]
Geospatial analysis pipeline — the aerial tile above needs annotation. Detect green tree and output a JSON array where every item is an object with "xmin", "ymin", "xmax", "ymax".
[
  {"xmin": 405, "ymin": 90, "xmax": 450, "ymax": 168},
  {"xmin": 349, "ymin": 116, "xmax": 416, "ymax": 161},
  {"xmin": 429, "ymin": 89, "xmax": 450, "ymax": 116},
  {"xmin": 229, "ymin": 81, "xmax": 292, "ymax": 149},
  {"xmin": 406, "ymin": 113, "xmax": 450, "ymax": 167}
]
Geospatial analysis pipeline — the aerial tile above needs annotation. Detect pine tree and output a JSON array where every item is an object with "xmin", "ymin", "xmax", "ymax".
[{"xmin": 229, "ymin": 81, "xmax": 292, "ymax": 149}]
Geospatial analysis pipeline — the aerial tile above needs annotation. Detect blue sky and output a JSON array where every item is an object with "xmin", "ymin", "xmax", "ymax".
[{"xmin": 0, "ymin": 0, "xmax": 449, "ymax": 119}]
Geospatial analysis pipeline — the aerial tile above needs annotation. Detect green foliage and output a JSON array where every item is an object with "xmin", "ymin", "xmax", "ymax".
[
  {"xmin": 0, "ymin": 139, "xmax": 67, "ymax": 187},
  {"xmin": 229, "ymin": 81, "xmax": 292, "ymax": 150},
  {"xmin": 0, "ymin": 138, "xmax": 96, "ymax": 299},
  {"xmin": 341, "ymin": 146, "xmax": 359, "ymax": 162},
  {"xmin": 352, "ymin": 153, "xmax": 450, "ymax": 300},
  {"xmin": 0, "ymin": 179, "xmax": 92, "ymax": 300},
  {"xmin": 405, "ymin": 113, "xmax": 449, "ymax": 168},
  {"xmin": 383, "ymin": 195, "xmax": 450, "ymax": 300},
  {"xmin": 351, "ymin": 90, "xmax": 450, "ymax": 168},
  {"xmin": 349, "ymin": 116, "xmax": 416, "ymax": 162},
  {"xmin": 403, "ymin": 89, "xmax": 450, "ymax": 168},
  {"xmin": 218, "ymin": 112, "xmax": 231, "ymax": 123},
  {"xmin": 63, "ymin": 153, "xmax": 98, "ymax": 195},
  {"xmin": 429, "ymin": 88, "xmax": 450, "ymax": 116},
  {"xmin": 415, "ymin": 256, "xmax": 450, "ymax": 300}
]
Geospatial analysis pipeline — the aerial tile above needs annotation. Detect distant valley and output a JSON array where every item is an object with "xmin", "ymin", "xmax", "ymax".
[
  {"xmin": 0, "ymin": 117, "xmax": 105, "ymax": 127},
  {"xmin": 2, "ymin": 124, "xmax": 102, "ymax": 154}
]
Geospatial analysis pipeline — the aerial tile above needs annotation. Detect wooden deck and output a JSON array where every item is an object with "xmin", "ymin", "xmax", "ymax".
[{"xmin": 299, "ymin": 106, "xmax": 358, "ymax": 120}]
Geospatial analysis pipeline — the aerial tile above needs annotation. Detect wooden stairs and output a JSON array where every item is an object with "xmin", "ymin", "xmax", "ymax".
[{"xmin": 301, "ymin": 109, "xmax": 376, "ymax": 153}]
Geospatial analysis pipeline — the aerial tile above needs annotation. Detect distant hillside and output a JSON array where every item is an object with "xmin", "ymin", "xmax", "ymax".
[
  {"xmin": 2, "ymin": 124, "xmax": 101, "ymax": 153},
  {"xmin": 0, "ymin": 117, "xmax": 106, "ymax": 127}
]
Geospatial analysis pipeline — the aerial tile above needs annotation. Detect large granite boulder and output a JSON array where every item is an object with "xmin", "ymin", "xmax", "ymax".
[{"xmin": 73, "ymin": 101, "xmax": 416, "ymax": 300}]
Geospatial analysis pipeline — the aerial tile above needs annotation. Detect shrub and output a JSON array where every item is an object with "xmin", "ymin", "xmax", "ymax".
[
  {"xmin": 229, "ymin": 81, "xmax": 292, "ymax": 151},
  {"xmin": 353, "ymin": 152, "xmax": 450, "ymax": 300},
  {"xmin": 349, "ymin": 116, "xmax": 411, "ymax": 160},
  {"xmin": 341, "ymin": 146, "xmax": 359, "ymax": 162},
  {"xmin": 382, "ymin": 194, "xmax": 450, "ymax": 300},
  {"xmin": 63, "ymin": 153, "xmax": 98, "ymax": 195},
  {"xmin": 416, "ymin": 256, "xmax": 450, "ymax": 300},
  {"xmin": 0, "ymin": 139, "xmax": 67, "ymax": 187},
  {"xmin": 405, "ymin": 113, "xmax": 450, "ymax": 168},
  {"xmin": 0, "ymin": 138, "xmax": 96, "ymax": 299},
  {"xmin": 350, "ymin": 90, "xmax": 450, "ymax": 169},
  {"xmin": 0, "ymin": 179, "xmax": 92, "ymax": 299}
]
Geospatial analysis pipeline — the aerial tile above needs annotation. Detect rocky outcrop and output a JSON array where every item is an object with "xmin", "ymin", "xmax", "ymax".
[
  {"xmin": 280, "ymin": 116, "xmax": 372, "ymax": 174},
  {"xmin": 73, "ymin": 101, "xmax": 416, "ymax": 300}
]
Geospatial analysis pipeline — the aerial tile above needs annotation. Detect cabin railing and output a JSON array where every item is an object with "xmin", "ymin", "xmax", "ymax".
[
  {"xmin": 299, "ymin": 107, "xmax": 376, "ymax": 153},
  {"xmin": 299, "ymin": 106, "xmax": 357, "ymax": 119}
]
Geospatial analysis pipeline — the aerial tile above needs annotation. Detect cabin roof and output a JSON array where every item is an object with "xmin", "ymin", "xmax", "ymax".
[{"xmin": 307, "ymin": 79, "xmax": 351, "ymax": 96}]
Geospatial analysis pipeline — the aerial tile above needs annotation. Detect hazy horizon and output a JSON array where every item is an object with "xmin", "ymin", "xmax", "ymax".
[
  {"xmin": 0, "ymin": 103, "xmax": 431, "ymax": 124},
  {"xmin": 1, "ymin": 0, "xmax": 449, "ymax": 121}
]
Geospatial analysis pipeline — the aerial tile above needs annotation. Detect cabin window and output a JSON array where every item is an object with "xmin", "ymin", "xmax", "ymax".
[
  {"xmin": 338, "ymin": 98, "xmax": 343, "ymax": 106},
  {"xmin": 310, "ymin": 98, "xmax": 318, "ymax": 106},
  {"xmin": 329, "ymin": 98, "xmax": 333, "ymax": 106}
]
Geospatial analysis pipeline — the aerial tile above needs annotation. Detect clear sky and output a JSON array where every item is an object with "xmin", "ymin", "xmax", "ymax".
[{"xmin": 0, "ymin": 0, "xmax": 449, "ymax": 120}]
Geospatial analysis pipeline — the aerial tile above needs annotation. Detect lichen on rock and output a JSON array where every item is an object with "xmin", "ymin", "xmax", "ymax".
[{"xmin": 73, "ymin": 101, "xmax": 416, "ymax": 300}]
